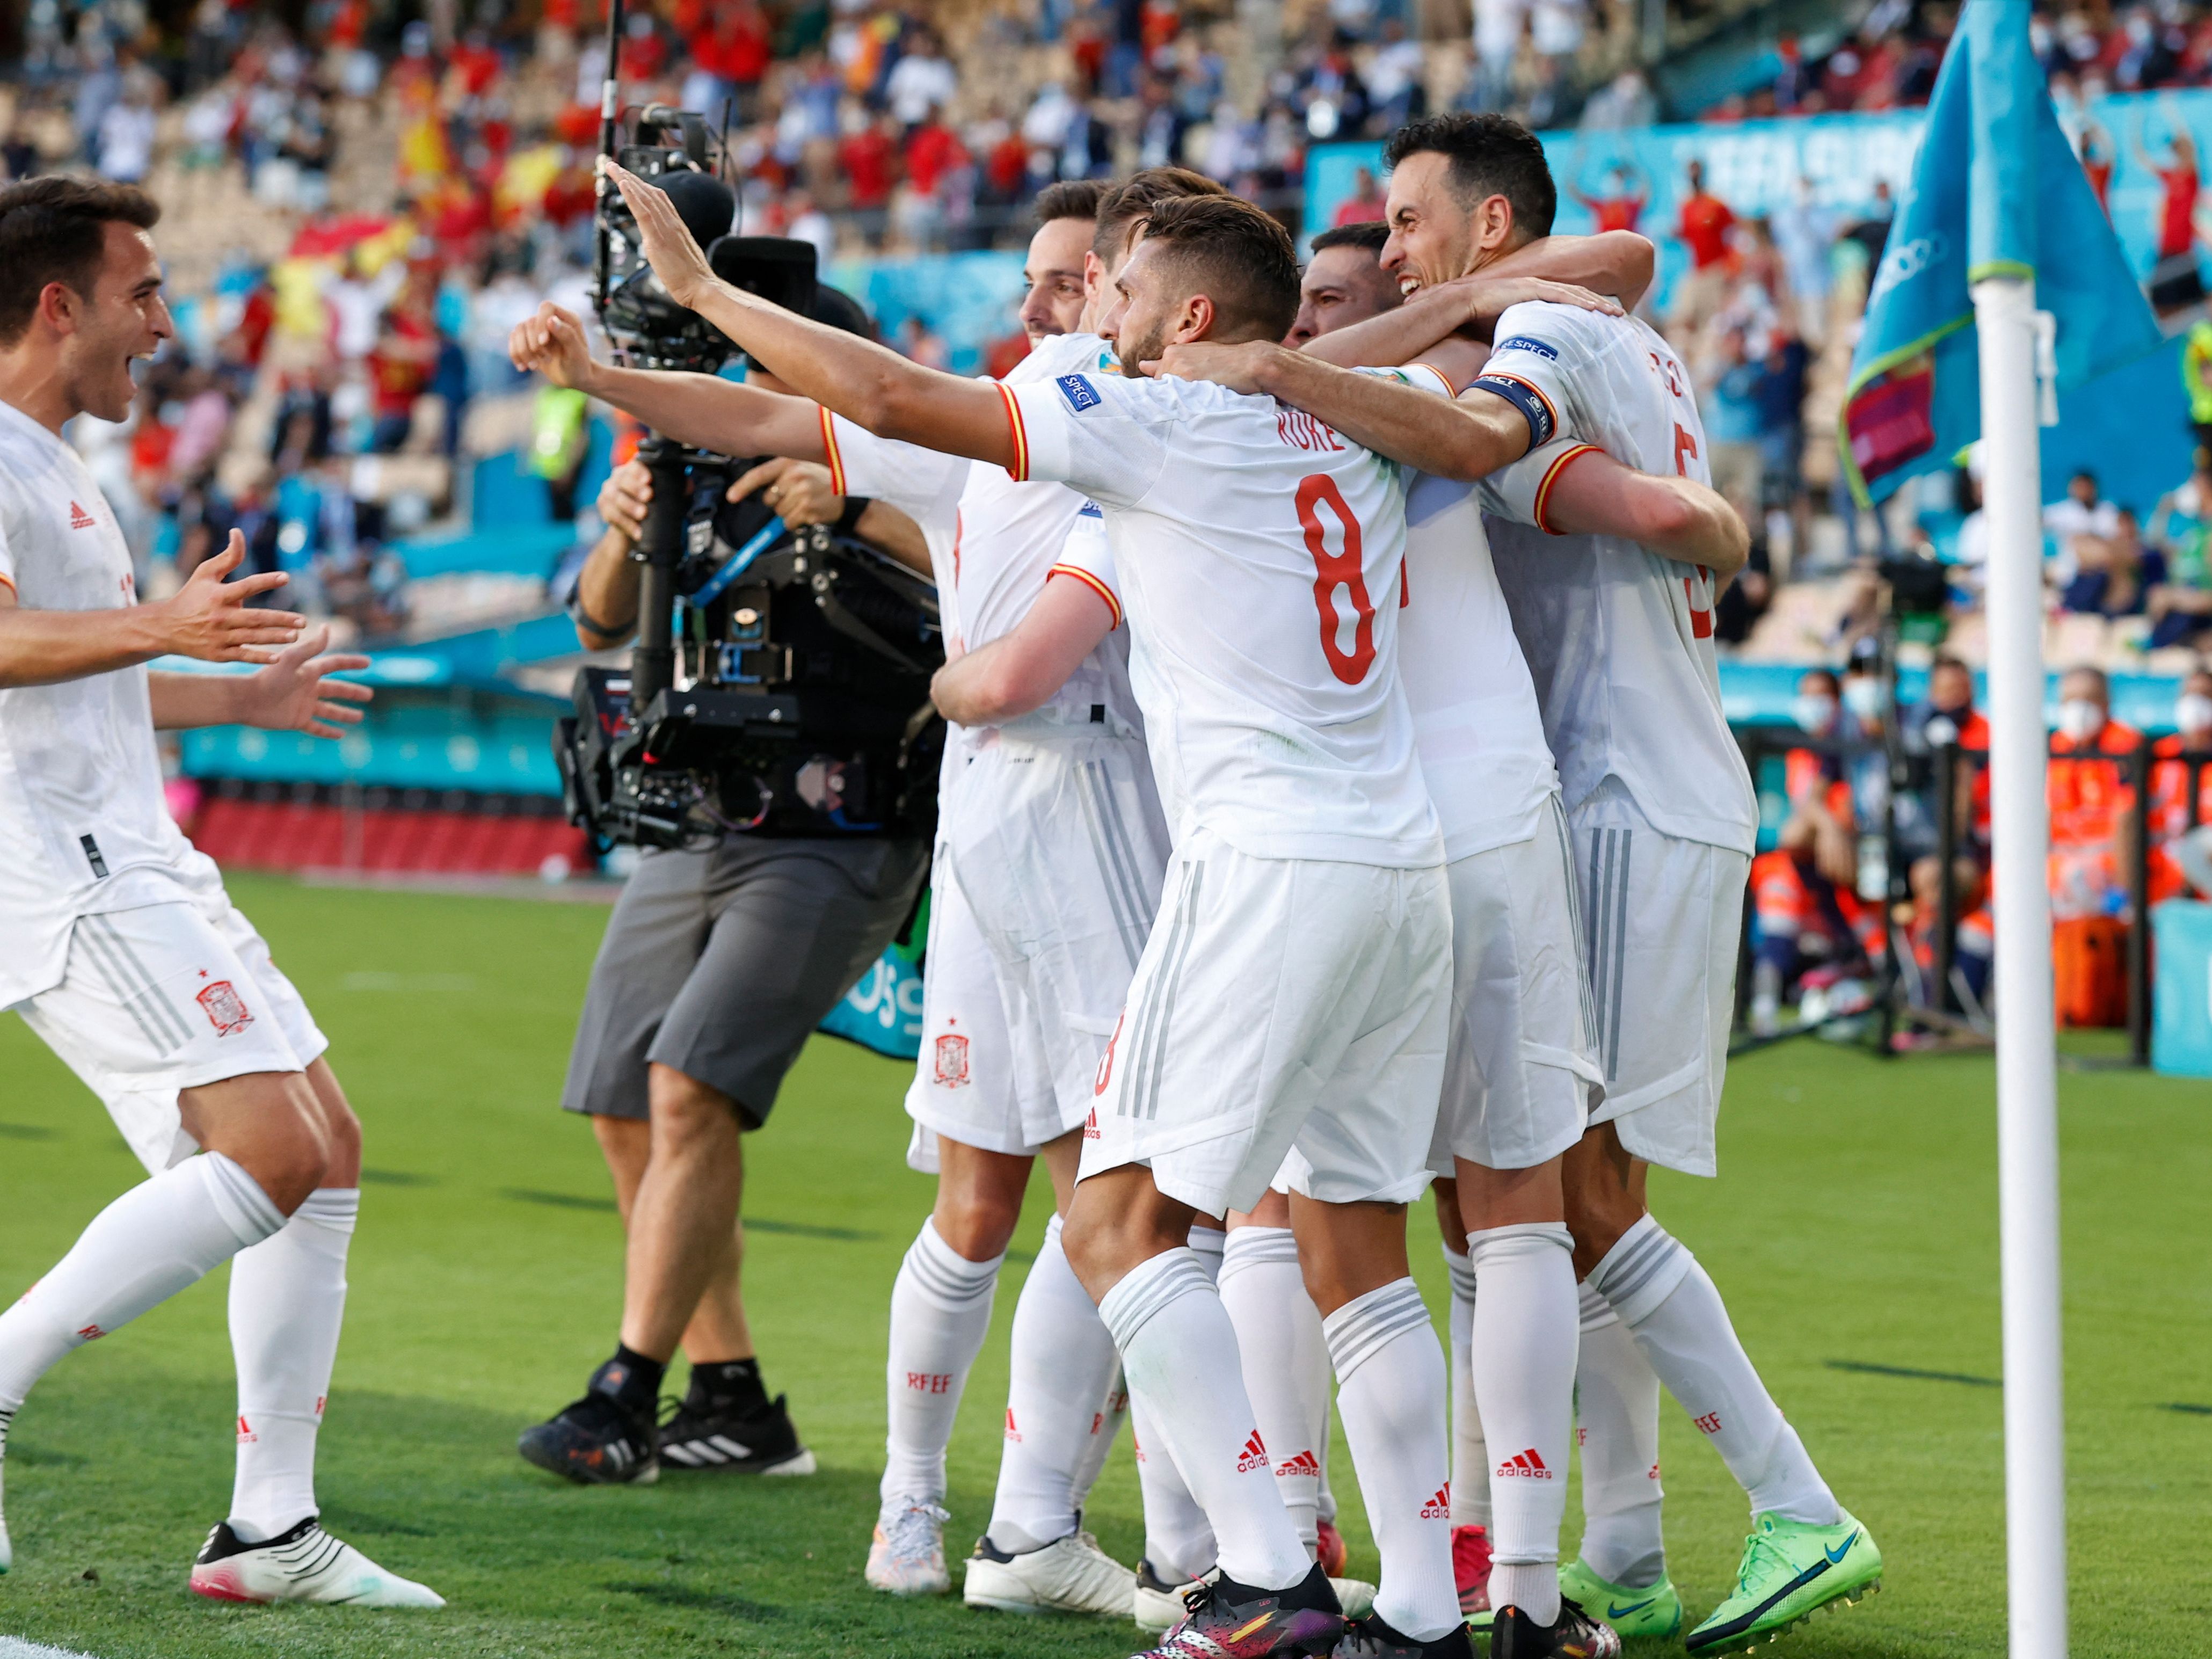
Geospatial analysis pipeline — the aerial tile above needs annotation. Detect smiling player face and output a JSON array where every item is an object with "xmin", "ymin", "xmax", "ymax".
[
  {"xmin": 67, "ymin": 222, "xmax": 172, "ymax": 424},
  {"xmin": 1379, "ymin": 150, "xmax": 1513, "ymax": 299}
]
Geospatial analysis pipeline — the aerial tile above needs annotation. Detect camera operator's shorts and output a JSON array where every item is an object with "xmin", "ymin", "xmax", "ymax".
[
  {"xmin": 1570, "ymin": 783, "xmax": 1749, "ymax": 1180},
  {"xmin": 907, "ymin": 731, "xmax": 1171, "ymax": 1171},
  {"xmin": 12, "ymin": 889, "xmax": 328, "ymax": 1177},
  {"xmin": 1082, "ymin": 829, "xmax": 1451, "ymax": 1220},
  {"xmin": 1426, "ymin": 798, "xmax": 1605, "ymax": 1177},
  {"xmin": 563, "ymin": 834, "xmax": 928, "ymax": 1128}
]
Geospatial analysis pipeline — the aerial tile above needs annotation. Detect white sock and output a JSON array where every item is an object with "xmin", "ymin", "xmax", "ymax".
[
  {"xmin": 1100, "ymin": 1248, "xmax": 1308, "ymax": 1592},
  {"xmin": 228, "ymin": 1187, "xmax": 356, "ymax": 1543},
  {"xmin": 1467, "ymin": 1221, "xmax": 1577, "ymax": 1626},
  {"xmin": 1068, "ymin": 1365, "xmax": 1128, "ymax": 1514},
  {"xmin": 1443, "ymin": 1245, "xmax": 1490, "ymax": 1530},
  {"xmin": 1588, "ymin": 1217, "xmax": 1838, "ymax": 1526},
  {"xmin": 1130, "ymin": 1223, "xmax": 1224, "ymax": 1581},
  {"xmin": 987, "ymin": 1215, "xmax": 1122, "ymax": 1552},
  {"xmin": 881, "ymin": 1218, "xmax": 1001, "ymax": 1507},
  {"xmin": 0, "ymin": 1154, "xmax": 285, "ymax": 1412},
  {"xmin": 1573, "ymin": 1280, "xmax": 1666, "ymax": 1587},
  {"xmin": 1326, "ymin": 1279, "xmax": 1460, "ymax": 1643},
  {"xmin": 1218, "ymin": 1226, "xmax": 1330, "ymax": 1555}
]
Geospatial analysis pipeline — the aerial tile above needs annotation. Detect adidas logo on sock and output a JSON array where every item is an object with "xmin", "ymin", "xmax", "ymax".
[
  {"xmin": 236, "ymin": 1415, "xmax": 257, "ymax": 1444},
  {"xmin": 1004, "ymin": 1408, "xmax": 1022, "ymax": 1443},
  {"xmin": 1276, "ymin": 1449, "xmax": 1321, "ymax": 1479},
  {"xmin": 1497, "ymin": 1449, "xmax": 1553, "ymax": 1479},
  {"xmin": 1236, "ymin": 1430, "xmax": 1269, "ymax": 1473},
  {"xmin": 69, "ymin": 500, "xmax": 96, "ymax": 530},
  {"xmin": 1420, "ymin": 1483, "xmax": 1452, "ymax": 1519}
]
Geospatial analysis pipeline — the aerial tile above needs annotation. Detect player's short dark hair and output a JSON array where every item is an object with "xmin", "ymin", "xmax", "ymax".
[
  {"xmin": 1131, "ymin": 194, "xmax": 1300, "ymax": 345},
  {"xmin": 1095, "ymin": 166, "xmax": 1228, "ymax": 264},
  {"xmin": 1035, "ymin": 179, "xmax": 1108, "ymax": 225},
  {"xmin": 0, "ymin": 177, "xmax": 161, "ymax": 345},
  {"xmin": 1383, "ymin": 112, "xmax": 1556, "ymax": 241},
  {"xmin": 1311, "ymin": 220, "xmax": 1390, "ymax": 257}
]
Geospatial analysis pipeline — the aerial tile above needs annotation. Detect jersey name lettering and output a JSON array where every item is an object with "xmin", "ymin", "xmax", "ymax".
[{"xmin": 1277, "ymin": 407, "xmax": 1344, "ymax": 453}]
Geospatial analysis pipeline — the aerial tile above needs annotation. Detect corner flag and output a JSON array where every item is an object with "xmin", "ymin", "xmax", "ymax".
[{"xmin": 1840, "ymin": 1, "xmax": 2162, "ymax": 505}]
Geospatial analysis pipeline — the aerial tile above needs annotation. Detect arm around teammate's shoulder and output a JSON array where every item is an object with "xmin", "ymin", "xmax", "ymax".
[
  {"xmin": 929, "ymin": 569, "xmax": 1115, "ymax": 727},
  {"xmin": 0, "ymin": 532, "xmax": 305, "ymax": 689},
  {"xmin": 1542, "ymin": 451, "xmax": 1751, "ymax": 580}
]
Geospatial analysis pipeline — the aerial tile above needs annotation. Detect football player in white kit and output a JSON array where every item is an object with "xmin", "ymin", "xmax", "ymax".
[
  {"xmin": 608, "ymin": 166, "xmax": 1488, "ymax": 1659},
  {"xmin": 1151, "ymin": 114, "xmax": 1884, "ymax": 1656},
  {"xmin": 0, "ymin": 178, "xmax": 440, "ymax": 1607},
  {"xmin": 511, "ymin": 170, "xmax": 1232, "ymax": 1619}
]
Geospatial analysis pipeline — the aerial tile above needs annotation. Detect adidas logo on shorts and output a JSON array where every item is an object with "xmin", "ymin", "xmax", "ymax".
[{"xmin": 1235, "ymin": 1431, "xmax": 1269, "ymax": 1473}]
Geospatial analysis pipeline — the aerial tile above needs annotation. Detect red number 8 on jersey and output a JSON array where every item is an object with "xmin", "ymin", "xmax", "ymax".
[{"xmin": 1299, "ymin": 473, "xmax": 1376, "ymax": 685}]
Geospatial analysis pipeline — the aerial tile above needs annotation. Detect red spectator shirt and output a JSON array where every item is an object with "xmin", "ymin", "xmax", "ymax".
[
  {"xmin": 1333, "ymin": 194, "xmax": 1386, "ymax": 228},
  {"xmin": 905, "ymin": 122, "xmax": 967, "ymax": 197},
  {"xmin": 2159, "ymin": 166, "xmax": 2200, "ymax": 260},
  {"xmin": 841, "ymin": 126, "xmax": 895, "ymax": 209},
  {"xmin": 1583, "ymin": 191, "xmax": 1646, "ymax": 234},
  {"xmin": 1678, "ymin": 191, "xmax": 1735, "ymax": 270}
]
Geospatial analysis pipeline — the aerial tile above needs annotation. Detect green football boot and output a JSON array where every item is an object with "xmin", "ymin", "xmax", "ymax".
[
  {"xmin": 1556, "ymin": 1559, "xmax": 1683, "ymax": 1639},
  {"xmin": 1685, "ymin": 1510, "xmax": 1882, "ymax": 1655}
]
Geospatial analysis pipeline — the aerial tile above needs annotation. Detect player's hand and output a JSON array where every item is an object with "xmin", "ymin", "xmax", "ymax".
[
  {"xmin": 1447, "ymin": 274, "xmax": 1624, "ymax": 336},
  {"xmin": 729, "ymin": 456, "xmax": 841, "ymax": 528},
  {"xmin": 1144, "ymin": 339, "xmax": 1283, "ymax": 396},
  {"xmin": 605, "ymin": 160, "xmax": 717, "ymax": 311},
  {"xmin": 234, "ymin": 625, "xmax": 374, "ymax": 739},
  {"xmin": 598, "ymin": 458, "xmax": 654, "ymax": 543},
  {"xmin": 510, "ymin": 302, "xmax": 599, "ymax": 391},
  {"xmin": 150, "ymin": 531, "xmax": 305, "ymax": 664}
]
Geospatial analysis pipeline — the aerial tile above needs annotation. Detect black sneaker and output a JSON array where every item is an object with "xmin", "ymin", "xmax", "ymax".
[
  {"xmin": 1331, "ymin": 1613, "xmax": 1476, "ymax": 1657},
  {"xmin": 1490, "ymin": 1598, "xmax": 1623, "ymax": 1659},
  {"xmin": 658, "ymin": 1389, "xmax": 817, "ymax": 1474},
  {"xmin": 1136, "ymin": 1561, "xmax": 1346, "ymax": 1658},
  {"xmin": 517, "ymin": 1358, "xmax": 659, "ymax": 1485}
]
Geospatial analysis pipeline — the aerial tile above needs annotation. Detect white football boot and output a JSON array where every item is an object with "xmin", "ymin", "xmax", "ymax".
[
  {"xmin": 865, "ymin": 1498, "xmax": 951, "ymax": 1595},
  {"xmin": 964, "ymin": 1529, "xmax": 1132, "ymax": 1616},
  {"xmin": 189, "ymin": 1517, "xmax": 444, "ymax": 1607}
]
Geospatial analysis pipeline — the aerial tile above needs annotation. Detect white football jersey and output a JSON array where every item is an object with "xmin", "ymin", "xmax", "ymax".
[
  {"xmin": 821, "ymin": 330, "xmax": 1140, "ymax": 737},
  {"xmin": 0, "ymin": 399, "xmax": 221, "ymax": 1007},
  {"xmin": 1366, "ymin": 365, "xmax": 1559, "ymax": 861},
  {"xmin": 1472, "ymin": 303, "xmax": 1757, "ymax": 856},
  {"xmin": 1000, "ymin": 365, "xmax": 1441, "ymax": 869}
]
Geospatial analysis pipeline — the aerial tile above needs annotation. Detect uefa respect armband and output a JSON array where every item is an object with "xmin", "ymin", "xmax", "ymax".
[{"xmin": 1467, "ymin": 372, "xmax": 1557, "ymax": 448}]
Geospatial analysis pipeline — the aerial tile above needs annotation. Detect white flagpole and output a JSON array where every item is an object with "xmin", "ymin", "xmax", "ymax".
[{"xmin": 1969, "ymin": 271, "xmax": 2070, "ymax": 1659}]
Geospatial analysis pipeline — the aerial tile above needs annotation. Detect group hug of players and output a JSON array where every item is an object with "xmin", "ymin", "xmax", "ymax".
[{"xmin": 0, "ymin": 113, "xmax": 1882, "ymax": 1659}]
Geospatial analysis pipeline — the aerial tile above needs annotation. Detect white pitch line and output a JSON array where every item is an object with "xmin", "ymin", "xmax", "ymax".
[{"xmin": 0, "ymin": 1640, "xmax": 99, "ymax": 1658}]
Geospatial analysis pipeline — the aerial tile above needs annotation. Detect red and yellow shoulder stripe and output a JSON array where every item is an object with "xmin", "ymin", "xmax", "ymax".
[
  {"xmin": 818, "ymin": 405, "xmax": 846, "ymax": 497},
  {"xmin": 1532, "ymin": 442, "xmax": 1600, "ymax": 535},
  {"xmin": 996, "ymin": 382, "xmax": 1030, "ymax": 482},
  {"xmin": 1048, "ymin": 562, "xmax": 1120, "ymax": 628}
]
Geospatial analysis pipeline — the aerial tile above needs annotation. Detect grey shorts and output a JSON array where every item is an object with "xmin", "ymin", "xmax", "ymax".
[{"xmin": 562, "ymin": 834, "xmax": 928, "ymax": 1127}]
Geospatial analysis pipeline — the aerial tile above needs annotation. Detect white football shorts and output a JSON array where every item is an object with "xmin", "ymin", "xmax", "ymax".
[
  {"xmin": 904, "ymin": 839, "xmax": 1058, "ymax": 1171},
  {"xmin": 1084, "ymin": 828, "xmax": 1451, "ymax": 1218},
  {"xmin": 1429, "ymin": 795, "xmax": 1604, "ymax": 1175},
  {"xmin": 944, "ymin": 731, "xmax": 1169, "ymax": 1130},
  {"xmin": 1571, "ymin": 781, "xmax": 1748, "ymax": 1178},
  {"xmin": 12, "ymin": 890, "xmax": 327, "ymax": 1177}
]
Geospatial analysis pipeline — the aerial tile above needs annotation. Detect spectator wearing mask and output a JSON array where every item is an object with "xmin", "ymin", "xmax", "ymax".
[
  {"xmin": 1900, "ymin": 653, "xmax": 1991, "ymax": 873},
  {"xmin": 2047, "ymin": 665, "xmax": 2143, "ymax": 922},
  {"xmin": 2149, "ymin": 668, "xmax": 2212, "ymax": 903}
]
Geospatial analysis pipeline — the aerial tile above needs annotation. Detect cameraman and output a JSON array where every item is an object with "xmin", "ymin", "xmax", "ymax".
[{"xmin": 519, "ymin": 183, "xmax": 931, "ymax": 1483}]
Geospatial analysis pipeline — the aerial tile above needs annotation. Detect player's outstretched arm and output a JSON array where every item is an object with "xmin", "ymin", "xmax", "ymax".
[
  {"xmin": 1544, "ymin": 450, "xmax": 1751, "ymax": 580},
  {"xmin": 508, "ymin": 301, "xmax": 826, "ymax": 461},
  {"xmin": 930, "ymin": 570, "xmax": 1115, "ymax": 727},
  {"xmin": 150, "ymin": 625, "xmax": 374, "ymax": 736},
  {"xmin": 0, "ymin": 532, "xmax": 305, "ymax": 689},
  {"xmin": 1150, "ymin": 341, "xmax": 1536, "ymax": 482},
  {"xmin": 607, "ymin": 163, "xmax": 1017, "ymax": 470}
]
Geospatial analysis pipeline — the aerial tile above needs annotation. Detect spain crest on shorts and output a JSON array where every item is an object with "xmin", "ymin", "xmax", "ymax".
[
  {"xmin": 933, "ymin": 1031, "xmax": 970, "ymax": 1088},
  {"xmin": 196, "ymin": 979, "xmax": 253, "ymax": 1036}
]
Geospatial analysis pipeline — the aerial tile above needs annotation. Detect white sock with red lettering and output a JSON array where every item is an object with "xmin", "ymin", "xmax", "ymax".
[
  {"xmin": 986, "ymin": 1215, "xmax": 1120, "ymax": 1552},
  {"xmin": 1588, "ymin": 1216, "xmax": 1836, "ymax": 1526},
  {"xmin": 228, "ymin": 1187, "xmax": 356, "ymax": 1542},
  {"xmin": 1443, "ymin": 1245, "xmax": 1490, "ymax": 1530},
  {"xmin": 1218, "ymin": 1225, "xmax": 1330, "ymax": 1556},
  {"xmin": 1101, "ymin": 1248, "xmax": 1309, "ymax": 1593},
  {"xmin": 1573, "ymin": 1280, "xmax": 1667, "ymax": 1588},
  {"xmin": 1468, "ymin": 1221, "xmax": 1577, "ymax": 1627},
  {"xmin": 0, "ymin": 1154, "xmax": 285, "ymax": 1414},
  {"xmin": 881, "ymin": 1218, "xmax": 1001, "ymax": 1507},
  {"xmin": 1326, "ymin": 1278, "xmax": 1460, "ymax": 1642}
]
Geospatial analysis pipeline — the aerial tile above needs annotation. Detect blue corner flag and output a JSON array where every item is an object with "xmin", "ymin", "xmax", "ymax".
[{"xmin": 1841, "ymin": 1, "xmax": 2163, "ymax": 506}]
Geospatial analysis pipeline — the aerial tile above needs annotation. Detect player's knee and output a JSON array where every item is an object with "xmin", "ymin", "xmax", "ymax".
[
  {"xmin": 1564, "ymin": 1181, "xmax": 1642, "ymax": 1278},
  {"xmin": 931, "ymin": 1188, "xmax": 1021, "ymax": 1263},
  {"xmin": 646, "ymin": 1065, "xmax": 739, "ymax": 1147},
  {"xmin": 239, "ymin": 1078, "xmax": 336, "ymax": 1214}
]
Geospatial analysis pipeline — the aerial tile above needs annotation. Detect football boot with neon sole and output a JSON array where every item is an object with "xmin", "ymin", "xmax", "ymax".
[
  {"xmin": 1684, "ymin": 1510, "xmax": 1882, "ymax": 1655},
  {"xmin": 1489, "ymin": 1598, "xmax": 1622, "ymax": 1659},
  {"xmin": 1450, "ymin": 1523, "xmax": 1491, "ymax": 1627},
  {"xmin": 190, "ymin": 1517, "xmax": 444, "ymax": 1607},
  {"xmin": 1556, "ymin": 1558, "xmax": 1683, "ymax": 1639},
  {"xmin": 1135, "ymin": 1562, "xmax": 1345, "ymax": 1659},
  {"xmin": 965, "ymin": 1529, "xmax": 1133, "ymax": 1616},
  {"xmin": 867, "ymin": 1498, "xmax": 951, "ymax": 1595}
]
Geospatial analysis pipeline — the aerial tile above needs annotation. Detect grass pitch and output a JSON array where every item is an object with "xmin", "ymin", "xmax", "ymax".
[{"xmin": 0, "ymin": 874, "xmax": 2206, "ymax": 1658}]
